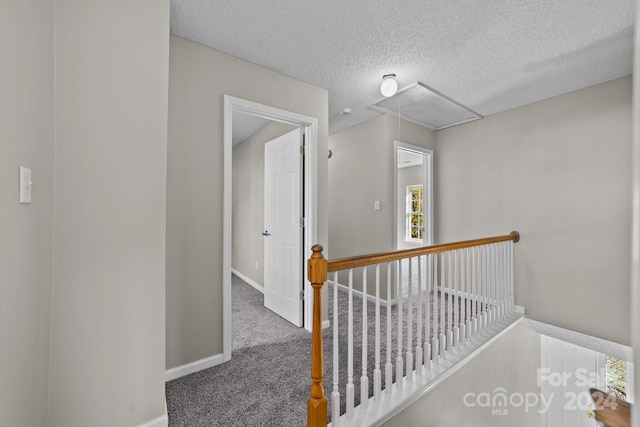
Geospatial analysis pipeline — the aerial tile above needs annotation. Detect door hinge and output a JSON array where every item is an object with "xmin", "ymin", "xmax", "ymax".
[
  {"xmin": 299, "ymin": 217, "xmax": 305, "ymax": 227},
  {"xmin": 300, "ymin": 144, "xmax": 305, "ymax": 155},
  {"xmin": 300, "ymin": 290, "xmax": 305, "ymax": 300}
]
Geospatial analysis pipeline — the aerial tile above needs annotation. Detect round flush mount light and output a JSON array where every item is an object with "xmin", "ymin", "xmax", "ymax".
[{"xmin": 380, "ymin": 73, "xmax": 398, "ymax": 97}]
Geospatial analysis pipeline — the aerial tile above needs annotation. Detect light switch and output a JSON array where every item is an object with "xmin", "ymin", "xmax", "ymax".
[
  {"xmin": 19, "ymin": 166, "xmax": 32, "ymax": 204},
  {"xmin": 374, "ymin": 200, "xmax": 381, "ymax": 211}
]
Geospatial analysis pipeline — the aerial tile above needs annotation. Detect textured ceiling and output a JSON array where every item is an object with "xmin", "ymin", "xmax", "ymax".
[{"xmin": 171, "ymin": 0, "xmax": 633, "ymax": 134}]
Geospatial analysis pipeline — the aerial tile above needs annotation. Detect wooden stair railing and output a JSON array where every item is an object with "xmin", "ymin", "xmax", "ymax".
[
  {"xmin": 590, "ymin": 388, "xmax": 631, "ymax": 427},
  {"xmin": 306, "ymin": 231, "xmax": 520, "ymax": 426}
]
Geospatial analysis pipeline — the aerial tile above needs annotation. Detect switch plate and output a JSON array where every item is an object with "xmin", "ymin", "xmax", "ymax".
[
  {"xmin": 374, "ymin": 200, "xmax": 381, "ymax": 211},
  {"xmin": 19, "ymin": 166, "xmax": 32, "ymax": 204}
]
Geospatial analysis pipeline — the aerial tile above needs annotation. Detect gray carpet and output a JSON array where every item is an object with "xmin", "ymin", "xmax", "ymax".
[{"xmin": 166, "ymin": 274, "xmax": 465, "ymax": 426}]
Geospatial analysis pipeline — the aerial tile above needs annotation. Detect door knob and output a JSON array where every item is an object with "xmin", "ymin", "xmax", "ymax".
[{"xmin": 262, "ymin": 230, "xmax": 271, "ymax": 237}]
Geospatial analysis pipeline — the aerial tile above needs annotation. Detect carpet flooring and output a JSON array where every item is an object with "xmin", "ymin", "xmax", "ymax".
[{"xmin": 166, "ymin": 274, "xmax": 461, "ymax": 426}]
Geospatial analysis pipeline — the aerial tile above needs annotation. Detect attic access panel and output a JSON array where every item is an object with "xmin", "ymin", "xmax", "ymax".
[{"xmin": 369, "ymin": 82, "xmax": 482, "ymax": 130}]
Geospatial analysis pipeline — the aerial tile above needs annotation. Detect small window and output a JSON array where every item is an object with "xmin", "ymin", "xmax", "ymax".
[
  {"xmin": 605, "ymin": 356, "xmax": 630, "ymax": 401},
  {"xmin": 406, "ymin": 185, "xmax": 424, "ymax": 242}
]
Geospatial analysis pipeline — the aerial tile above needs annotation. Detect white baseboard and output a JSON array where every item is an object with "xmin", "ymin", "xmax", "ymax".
[
  {"xmin": 165, "ymin": 353, "xmax": 225, "ymax": 382},
  {"xmin": 232, "ymin": 268, "xmax": 263, "ymax": 293}
]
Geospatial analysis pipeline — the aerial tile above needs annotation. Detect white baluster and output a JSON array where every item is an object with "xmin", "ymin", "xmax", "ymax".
[
  {"xmin": 480, "ymin": 246, "xmax": 484, "ymax": 328},
  {"xmin": 416, "ymin": 256, "xmax": 423, "ymax": 370},
  {"xmin": 453, "ymin": 250, "xmax": 459, "ymax": 349},
  {"xmin": 496, "ymin": 245, "xmax": 500, "ymax": 320},
  {"xmin": 385, "ymin": 262, "xmax": 393, "ymax": 391},
  {"xmin": 510, "ymin": 240, "xmax": 515, "ymax": 312},
  {"xmin": 440, "ymin": 253, "xmax": 446, "ymax": 356},
  {"xmin": 431, "ymin": 253, "xmax": 439, "ymax": 363},
  {"xmin": 505, "ymin": 242, "xmax": 510, "ymax": 313},
  {"xmin": 406, "ymin": 258, "xmax": 413, "ymax": 378},
  {"xmin": 425, "ymin": 254, "xmax": 432, "ymax": 366},
  {"xmin": 361, "ymin": 267, "xmax": 369, "ymax": 405},
  {"xmin": 507, "ymin": 241, "xmax": 513, "ymax": 314},
  {"xmin": 483, "ymin": 245, "xmax": 489, "ymax": 329},
  {"xmin": 446, "ymin": 251, "xmax": 453, "ymax": 353},
  {"xmin": 471, "ymin": 246, "xmax": 478, "ymax": 338},
  {"xmin": 497, "ymin": 244, "xmax": 502, "ymax": 319},
  {"xmin": 396, "ymin": 259, "xmax": 404, "ymax": 383},
  {"xmin": 346, "ymin": 269, "xmax": 354, "ymax": 417},
  {"xmin": 491, "ymin": 244, "xmax": 500, "ymax": 322},
  {"xmin": 488, "ymin": 244, "xmax": 494, "ymax": 325},
  {"xmin": 477, "ymin": 246, "xmax": 483, "ymax": 333},
  {"xmin": 464, "ymin": 248, "xmax": 469, "ymax": 339},
  {"xmin": 462, "ymin": 248, "xmax": 467, "ymax": 342},
  {"xmin": 374, "ymin": 264, "xmax": 382, "ymax": 399},
  {"xmin": 460, "ymin": 249, "xmax": 466, "ymax": 344},
  {"xmin": 332, "ymin": 271, "xmax": 341, "ymax": 426},
  {"xmin": 500, "ymin": 242, "xmax": 506, "ymax": 318}
]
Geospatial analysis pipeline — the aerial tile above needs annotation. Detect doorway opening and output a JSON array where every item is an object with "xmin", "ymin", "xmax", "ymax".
[
  {"xmin": 223, "ymin": 95, "xmax": 318, "ymax": 362},
  {"xmin": 394, "ymin": 141, "xmax": 433, "ymax": 250}
]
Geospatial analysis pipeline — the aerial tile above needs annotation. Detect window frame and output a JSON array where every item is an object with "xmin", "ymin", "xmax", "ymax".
[{"xmin": 406, "ymin": 184, "xmax": 424, "ymax": 242}]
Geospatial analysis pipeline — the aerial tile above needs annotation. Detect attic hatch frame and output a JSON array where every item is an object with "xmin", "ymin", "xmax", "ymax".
[
  {"xmin": 223, "ymin": 95, "xmax": 319, "ymax": 361},
  {"xmin": 369, "ymin": 82, "xmax": 482, "ymax": 130}
]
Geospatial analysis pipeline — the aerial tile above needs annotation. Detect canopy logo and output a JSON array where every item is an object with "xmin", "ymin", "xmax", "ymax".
[{"xmin": 462, "ymin": 388, "xmax": 552, "ymax": 415}]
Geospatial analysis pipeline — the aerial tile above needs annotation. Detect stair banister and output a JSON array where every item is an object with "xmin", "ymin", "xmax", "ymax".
[{"xmin": 306, "ymin": 231, "xmax": 520, "ymax": 426}]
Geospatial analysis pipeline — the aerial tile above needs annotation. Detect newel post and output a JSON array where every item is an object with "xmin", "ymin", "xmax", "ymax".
[{"xmin": 307, "ymin": 244, "xmax": 328, "ymax": 427}]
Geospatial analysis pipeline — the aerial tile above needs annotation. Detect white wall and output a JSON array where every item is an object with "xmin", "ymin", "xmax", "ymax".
[
  {"xmin": 436, "ymin": 77, "xmax": 632, "ymax": 345},
  {"xmin": 167, "ymin": 35, "xmax": 328, "ymax": 370},
  {"xmin": 382, "ymin": 321, "xmax": 542, "ymax": 427},
  {"xmin": 233, "ymin": 122, "xmax": 297, "ymax": 288},
  {"xmin": 48, "ymin": 1, "xmax": 169, "ymax": 425},
  {"xmin": 0, "ymin": 1, "xmax": 55, "ymax": 425}
]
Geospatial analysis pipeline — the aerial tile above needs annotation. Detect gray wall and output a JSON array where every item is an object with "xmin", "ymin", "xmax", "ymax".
[
  {"xmin": 328, "ymin": 115, "xmax": 435, "ymax": 299},
  {"xmin": 48, "ymin": 1, "xmax": 169, "ymax": 425},
  {"xmin": 436, "ymin": 76, "xmax": 632, "ymax": 345},
  {"xmin": 167, "ymin": 35, "xmax": 329, "ymax": 369},
  {"xmin": 328, "ymin": 114, "xmax": 436, "ymax": 260},
  {"xmin": 233, "ymin": 122, "xmax": 297, "ymax": 288},
  {"xmin": 0, "ymin": 1, "xmax": 55, "ymax": 425},
  {"xmin": 382, "ymin": 321, "xmax": 542, "ymax": 427}
]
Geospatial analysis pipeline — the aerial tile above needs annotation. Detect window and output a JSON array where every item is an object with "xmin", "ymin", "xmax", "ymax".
[
  {"xmin": 605, "ymin": 356, "xmax": 631, "ymax": 401},
  {"xmin": 406, "ymin": 184, "xmax": 423, "ymax": 242}
]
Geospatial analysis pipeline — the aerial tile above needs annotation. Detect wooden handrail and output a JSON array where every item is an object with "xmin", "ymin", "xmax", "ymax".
[{"xmin": 327, "ymin": 231, "xmax": 520, "ymax": 272}]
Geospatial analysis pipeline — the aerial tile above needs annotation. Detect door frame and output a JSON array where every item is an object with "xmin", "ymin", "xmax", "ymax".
[
  {"xmin": 223, "ymin": 95, "xmax": 318, "ymax": 361},
  {"xmin": 393, "ymin": 141, "xmax": 434, "ymax": 250}
]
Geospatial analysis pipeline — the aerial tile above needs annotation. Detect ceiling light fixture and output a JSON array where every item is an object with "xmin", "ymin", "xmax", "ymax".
[{"xmin": 380, "ymin": 73, "xmax": 398, "ymax": 97}]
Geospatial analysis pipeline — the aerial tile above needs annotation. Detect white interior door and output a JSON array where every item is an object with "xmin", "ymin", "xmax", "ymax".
[
  {"xmin": 263, "ymin": 128, "xmax": 303, "ymax": 327},
  {"xmin": 541, "ymin": 336, "xmax": 605, "ymax": 427}
]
